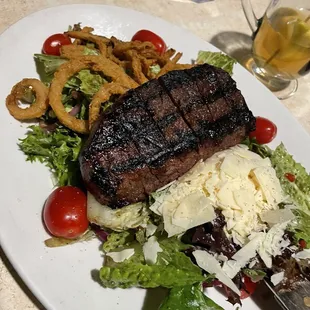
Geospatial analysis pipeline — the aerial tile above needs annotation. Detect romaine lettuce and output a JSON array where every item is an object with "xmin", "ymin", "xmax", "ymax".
[
  {"xmin": 270, "ymin": 143, "xmax": 310, "ymax": 247},
  {"xmin": 100, "ymin": 237, "xmax": 208, "ymax": 289},
  {"xmin": 159, "ymin": 283, "xmax": 223, "ymax": 310}
]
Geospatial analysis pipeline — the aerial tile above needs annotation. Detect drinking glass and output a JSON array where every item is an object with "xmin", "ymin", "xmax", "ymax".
[{"xmin": 241, "ymin": 0, "xmax": 310, "ymax": 99}]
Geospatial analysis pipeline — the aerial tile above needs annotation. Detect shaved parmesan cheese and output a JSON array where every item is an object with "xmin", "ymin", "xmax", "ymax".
[
  {"xmin": 106, "ymin": 248, "xmax": 135, "ymax": 263},
  {"xmin": 222, "ymin": 233, "xmax": 265, "ymax": 279},
  {"xmin": 146, "ymin": 223, "xmax": 158, "ymax": 237},
  {"xmin": 150, "ymin": 144, "xmax": 288, "ymax": 246},
  {"xmin": 293, "ymin": 249, "xmax": 310, "ymax": 260},
  {"xmin": 271, "ymin": 271, "xmax": 284, "ymax": 286},
  {"xmin": 172, "ymin": 191, "xmax": 215, "ymax": 229},
  {"xmin": 260, "ymin": 209, "xmax": 295, "ymax": 226},
  {"xmin": 143, "ymin": 236, "xmax": 162, "ymax": 264},
  {"xmin": 193, "ymin": 250, "xmax": 240, "ymax": 295},
  {"xmin": 252, "ymin": 167, "xmax": 285, "ymax": 207},
  {"xmin": 232, "ymin": 233, "xmax": 265, "ymax": 265}
]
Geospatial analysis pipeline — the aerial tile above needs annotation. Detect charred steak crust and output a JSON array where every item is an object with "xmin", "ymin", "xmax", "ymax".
[{"xmin": 79, "ymin": 64, "xmax": 256, "ymax": 208}]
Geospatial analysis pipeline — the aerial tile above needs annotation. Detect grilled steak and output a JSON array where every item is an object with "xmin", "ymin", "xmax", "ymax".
[{"xmin": 80, "ymin": 63, "xmax": 255, "ymax": 208}]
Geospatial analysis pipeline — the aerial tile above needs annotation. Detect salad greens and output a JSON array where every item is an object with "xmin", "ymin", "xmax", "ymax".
[
  {"xmin": 270, "ymin": 144, "xmax": 310, "ymax": 246},
  {"xmin": 196, "ymin": 51, "xmax": 236, "ymax": 75},
  {"xmin": 19, "ymin": 126, "xmax": 83, "ymax": 186},
  {"xmin": 159, "ymin": 283, "xmax": 223, "ymax": 310},
  {"xmin": 17, "ymin": 42, "xmax": 310, "ymax": 308},
  {"xmin": 100, "ymin": 233, "xmax": 210, "ymax": 289}
]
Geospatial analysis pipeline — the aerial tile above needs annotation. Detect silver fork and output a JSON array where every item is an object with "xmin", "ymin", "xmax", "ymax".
[{"xmin": 264, "ymin": 280, "xmax": 310, "ymax": 310}]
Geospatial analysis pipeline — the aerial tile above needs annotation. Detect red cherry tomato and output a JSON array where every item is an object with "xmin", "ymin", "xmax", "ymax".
[
  {"xmin": 249, "ymin": 116, "xmax": 277, "ymax": 144},
  {"xmin": 132, "ymin": 30, "xmax": 167, "ymax": 54},
  {"xmin": 299, "ymin": 239, "xmax": 307, "ymax": 249},
  {"xmin": 285, "ymin": 173, "xmax": 296, "ymax": 182},
  {"xmin": 240, "ymin": 276, "xmax": 257, "ymax": 299},
  {"xmin": 42, "ymin": 33, "xmax": 72, "ymax": 56},
  {"xmin": 43, "ymin": 186, "xmax": 88, "ymax": 239}
]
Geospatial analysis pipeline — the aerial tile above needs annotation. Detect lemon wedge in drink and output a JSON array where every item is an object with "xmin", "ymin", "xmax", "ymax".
[{"xmin": 291, "ymin": 19, "xmax": 310, "ymax": 48}]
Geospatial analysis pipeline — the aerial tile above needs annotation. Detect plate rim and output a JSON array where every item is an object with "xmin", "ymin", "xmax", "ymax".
[{"xmin": 0, "ymin": 4, "xmax": 309, "ymax": 310}]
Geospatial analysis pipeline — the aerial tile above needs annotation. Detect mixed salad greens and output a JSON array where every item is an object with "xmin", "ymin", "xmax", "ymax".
[{"xmin": 15, "ymin": 33, "xmax": 310, "ymax": 310}]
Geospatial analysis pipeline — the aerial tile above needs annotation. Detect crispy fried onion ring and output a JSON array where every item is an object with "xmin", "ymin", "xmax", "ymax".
[
  {"xmin": 66, "ymin": 31, "xmax": 109, "ymax": 56},
  {"xmin": 6, "ymin": 78, "xmax": 49, "ymax": 120},
  {"xmin": 89, "ymin": 83, "xmax": 127, "ymax": 127},
  {"xmin": 60, "ymin": 44, "xmax": 98, "ymax": 58},
  {"xmin": 48, "ymin": 56, "xmax": 138, "ymax": 134}
]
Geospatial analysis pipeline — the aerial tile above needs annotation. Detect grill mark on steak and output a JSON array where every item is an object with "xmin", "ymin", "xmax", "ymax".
[
  {"xmin": 136, "ymin": 79, "xmax": 200, "ymax": 182},
  {"xmin": 79, "ymin": 64, "xmax": 256, "ymax": 208},
  {"xmin": 158, "ymin": 70, "xmax": 214, "ymax": 137}
]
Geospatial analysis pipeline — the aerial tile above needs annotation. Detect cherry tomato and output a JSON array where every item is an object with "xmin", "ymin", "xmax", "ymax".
[
  {"xmin": 285, "ymin": 173, "xmax": 296, "ymax": 182},
  {"xmin": 299, "ymin": 239, "xmax": 307, "ymax": 249},
  {"xmin": 132, "ymin": 30, "xmax": 167, "ymax": 54},
  {"xmin": 42, "ymin": 33, "xmax": 72, "ymax": 56},
  {"xmin": 240, "ymin": 276, "xmax": 257, "ymax": 299},
  {"xmin": 249, "ymin": 116, "xmax": 277, "ymax": 144},
  {"xmin": 43, "ymin": 186, "xmax": 88, "ymax": 239}
]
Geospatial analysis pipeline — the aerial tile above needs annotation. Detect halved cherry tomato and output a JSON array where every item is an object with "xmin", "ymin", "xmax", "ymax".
[
  {"xmin": 240, "ymin": 276, "xmax": 257, "ymax": 299},
  {"xmin": 132, "ymin": 29, "xmax": 167, "ymax": 54},
  {"xmin": 249, "ymin": 116, "xmax": 277, "ymax": 144},
  {"xmin": 285, "ymin": 173, "xmax": 296, "ymax": 182},
  {"xmin": 43, "ymin": 186, "xmax": 88, "ymax": 239},
  {"xmin": 42, "ymin": 33, "xmax": 72, "ymax": 56}
]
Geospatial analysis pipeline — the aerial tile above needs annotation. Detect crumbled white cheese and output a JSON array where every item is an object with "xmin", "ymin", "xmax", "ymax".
[
  {"xmin": 106, "ymin": 248, "xmax": 135, "ymax": 263},
  {"xmin": 193, "ymin": 250, "xmax": 240, "ymax": 295},
  {"xmin": 293, "ymin": 249, "xmax": 310, "ymax": 260},
  {"xmin": 143, "ymin": 236, "xmax": 163, "ymax": 264},
  {"xmin": 271, "ymin": 271, "xmax": 285, "ymax": 286}
]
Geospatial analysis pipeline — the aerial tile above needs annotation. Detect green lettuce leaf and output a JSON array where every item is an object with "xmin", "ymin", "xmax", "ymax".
[
  {"xmin": 100, "ymin": 263, "xmax": 205, "ymax": 289},
  {"xmin": 100, "ymin": 237, "xmax": 207, "ymax": 288},
  {"xmin": 270, "ymin": 143, "xmax": 310, "ymax": 247},
  {"xmin": 270, "ymin": 143, "xmax": 310, "ymax": 213},
  {"xmin": 19, "ymin": 125, "xmax": 83, "ymax": 186},
  {"xmin": 34, "ymin": 54, "xmax": 68, "ymax": 83},
  {"xmin": 76, "ymin": 69, "xmax": 107, "ymax": 97},
  {"xmin": 159, "ymin": 283, "xmax": 223, "ymax": 310},
  {"xmin": 103, "ymin": 231, "xmax": 134, "ymax": 253},
  {"xmin": 196, "ymin": 51, "xmax": 236, "ymax": 75}
]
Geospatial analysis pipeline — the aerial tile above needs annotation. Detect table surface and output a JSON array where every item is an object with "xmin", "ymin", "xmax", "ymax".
[{"xmin": 0, "ymin": 0, "xmax": 309, "ymax": 309}]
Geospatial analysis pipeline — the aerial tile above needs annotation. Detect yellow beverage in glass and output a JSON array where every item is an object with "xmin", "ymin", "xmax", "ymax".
[{"xmin": 253, "ymin": 7, "xmax": 310, "ymax": 81}]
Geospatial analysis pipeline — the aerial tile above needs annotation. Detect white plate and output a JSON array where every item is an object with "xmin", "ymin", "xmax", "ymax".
[{"xmin": 0, "ymin": 4, "xmax": 309, "ymax": 310}]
